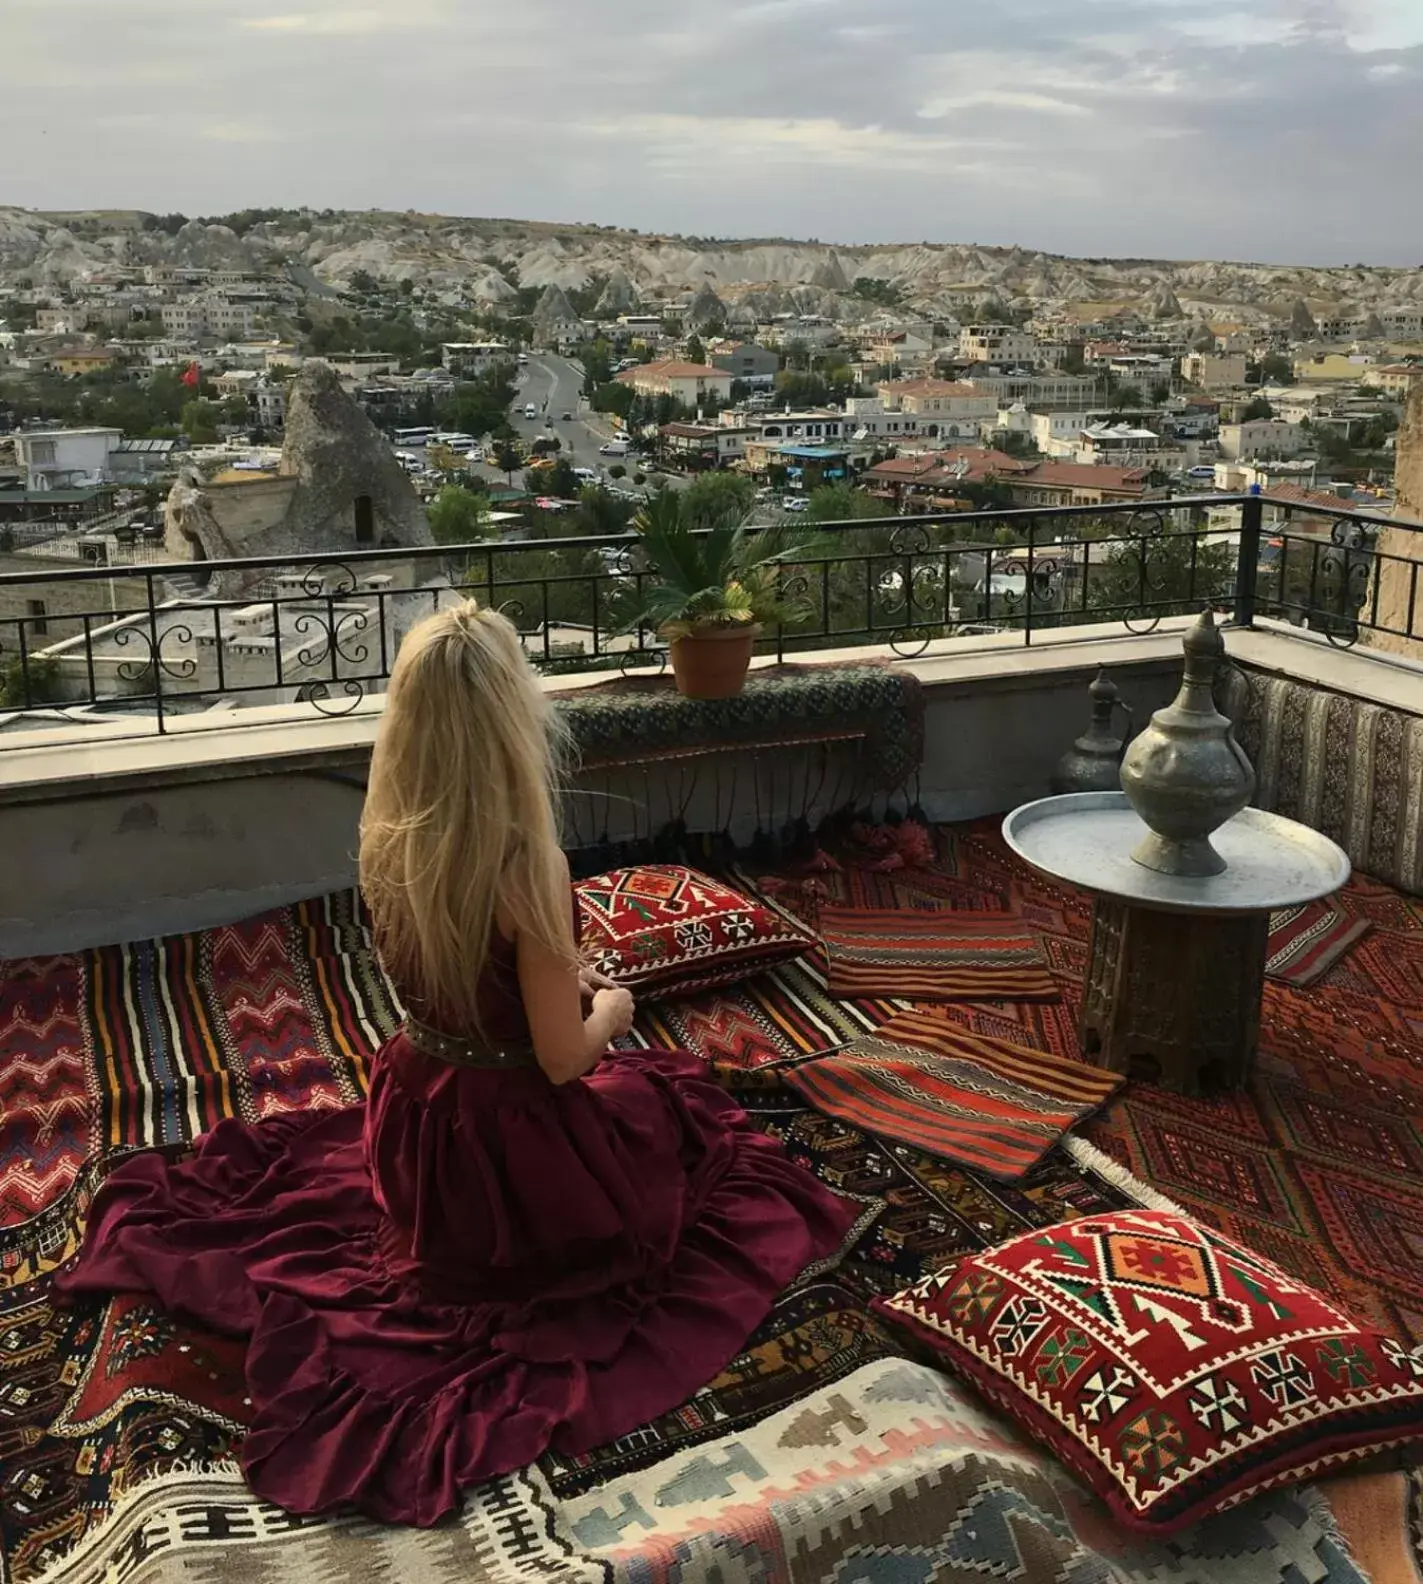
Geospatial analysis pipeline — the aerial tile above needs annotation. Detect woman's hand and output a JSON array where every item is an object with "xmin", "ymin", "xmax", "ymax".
[
  {"xmin": 578, "ymin": 963, "xmax": 620, "ymax": 1000},
  {"xmin": 591, "ymin": 986, "xmax": 636, "ymax": 1039}
]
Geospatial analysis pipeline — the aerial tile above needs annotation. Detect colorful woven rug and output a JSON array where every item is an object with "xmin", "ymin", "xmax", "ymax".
[
  {"xmin": 817, "ymin": 903, "xmax": 1059, "ymax": 1002},
  {"xmin": 835, "ymin": 818, "xmax": 1423, "ymax": 1357},
  {"xmin": 555, "ymin": 1357, "xmax": 1365, "ymax": 1584},
  {"xmin": 628, "ymin": 951, "xmax": 902, "ymax": 1069},
  {"xmin": 0, "ymin": 847, "xmax": 1410, "ymax": 1582},
  {"xmin": 782, "ymin": 1007, "xmax": 1123, "ymax": 1181},
  {"xmin": 0, "ymin": 886, "xmax": 1140, "ymax": 1582},
  {"xmin": 1266, "ymin": 898, "xmax": 1373, "ymax": 988}
]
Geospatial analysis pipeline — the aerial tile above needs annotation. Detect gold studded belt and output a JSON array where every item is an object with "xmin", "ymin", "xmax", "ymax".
[{"xmin": 401, "ymin": 1014, "xmax": 539, "ymax": 1070}]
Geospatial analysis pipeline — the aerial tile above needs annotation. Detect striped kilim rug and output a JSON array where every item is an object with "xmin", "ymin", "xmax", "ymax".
[
  {"xmin": 1265, "ymin": 898, "xmax": 1373, "ymax": 988},
  {"xmin": 817, "ymin": 904, "xmax": 1059, "ymax": 1002},
  {"xmin": 629, "ymin": 951, "xmax": 902, "ymax": 1069},
  {"xmin": 785, "ymin": 1006, "xmax": 1124, "ymax": 1181}
]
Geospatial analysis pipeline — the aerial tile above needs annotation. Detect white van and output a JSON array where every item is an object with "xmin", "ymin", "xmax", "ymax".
[
  {"xmin": 572, "ymin": 466, "xmax": 598, "ymax": 484},
  {"xmin": 523, "ymin": 403, "xmax": 538, "ymax": 420},
  {"xmin": 599, "ymin": 439, "xmax": 630, "ymax": 457}
]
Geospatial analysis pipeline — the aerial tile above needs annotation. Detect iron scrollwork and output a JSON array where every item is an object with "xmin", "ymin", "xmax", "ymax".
[
  {"xmin": 1317, "ymin": 540, "xmax": 1372, "ymax": 649},
  {"xmin": 296, "ymin": 679, "xmax": 368, "ymax": 716},
  {"xmin": 297, "ymin": 561, "xmax": 361, "ymax": 599},
  {"xmin": 112, "ymin": 623, "xmax": 198, "ymax": 686},
  {"xmin": 618, "ymin": 644, "xmax": 667, "ymax": 676},
  {"xmin": 1114, "ymin": 507, "xmax": 1178, "ymax": 635},
  {"xmin": 293, "ymin": 607, "xmax": 372, "ymax": 672}
]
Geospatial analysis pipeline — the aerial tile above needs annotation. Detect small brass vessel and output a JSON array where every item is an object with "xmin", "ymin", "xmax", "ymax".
[{"xmin": 1119, "ymin": 609, "xmax": 1255, "ymax": 877}]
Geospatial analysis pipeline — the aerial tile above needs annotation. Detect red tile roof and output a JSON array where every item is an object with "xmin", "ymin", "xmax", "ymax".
[
  {"xmin": 1016, "ymin": 462, "xmax": 1148, "ymax": 493},
  {"xmin": 865, "ymin": 447, "xmax": 1033, "ymax": 486},
  {"xmin": 1262, "ymin": 483, "xmax": 1354, "ymax": 512},
  {"xmin": 615, "ymin": 360, "xmax": 729, "ymax": 382}
]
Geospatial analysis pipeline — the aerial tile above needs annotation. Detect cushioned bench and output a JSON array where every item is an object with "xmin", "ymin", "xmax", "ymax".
[{"xmin": 1218, "ymin": 664, "xmax": 1423, "ymax": 896}]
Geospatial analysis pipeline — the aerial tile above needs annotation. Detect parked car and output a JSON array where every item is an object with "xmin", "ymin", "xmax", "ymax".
[
  {"xmin": 561, "ymin": 411, "xmax": 573, "ymax": 422},
  {"xmin": 782, "ymin": 496, "xmax": 808, "ymax": 513}
]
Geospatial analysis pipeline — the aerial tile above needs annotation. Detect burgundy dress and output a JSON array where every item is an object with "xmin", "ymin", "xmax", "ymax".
[{"xmin": 54, "ymin": 922, "xmax": 856, "ymax": 1526}]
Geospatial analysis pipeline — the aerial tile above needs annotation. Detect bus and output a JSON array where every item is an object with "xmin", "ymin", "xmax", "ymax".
[{"xmin": 392, "ymin": 427, "xmax": 434, "ymax": 448}]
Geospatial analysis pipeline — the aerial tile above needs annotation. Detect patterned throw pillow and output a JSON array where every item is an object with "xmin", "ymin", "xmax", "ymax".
[
  {"xmin": 874, "ymin": 1208, "xmax": 1423, "ymax": 1534},
  {"xmin": 575, "ymin": 865, "xmax": 816, "ymax": 998}
]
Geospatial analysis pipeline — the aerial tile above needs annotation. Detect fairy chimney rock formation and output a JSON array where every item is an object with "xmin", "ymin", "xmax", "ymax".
[{"xmin": 163, "ymin": 359, "xmax": 432, "ymax": 594}]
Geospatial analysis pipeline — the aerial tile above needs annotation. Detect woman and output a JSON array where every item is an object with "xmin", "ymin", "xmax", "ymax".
[{"xmin": 56, "ymin": 601, "xmax": 856, "ymax": 1525}]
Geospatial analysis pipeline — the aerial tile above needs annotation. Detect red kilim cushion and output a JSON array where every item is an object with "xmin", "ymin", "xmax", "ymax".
[
  {"xmin": 874, "ymin": 1208, "xmax": 1423, "ymax": 1534},
  {"xmin": 575, "ymin": 865, "xmax": 816, "ymax": 998}
]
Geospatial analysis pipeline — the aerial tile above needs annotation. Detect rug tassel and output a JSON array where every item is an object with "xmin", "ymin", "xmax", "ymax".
[{"xmin": 1063, "ymin": 1135, "xmax": 1192, "ymax": 1217}]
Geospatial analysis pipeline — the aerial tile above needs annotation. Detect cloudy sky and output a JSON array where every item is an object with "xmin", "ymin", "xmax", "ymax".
[{"xmin": 5, "ymin": 0, "xmax": 1422, "ymax": 265}]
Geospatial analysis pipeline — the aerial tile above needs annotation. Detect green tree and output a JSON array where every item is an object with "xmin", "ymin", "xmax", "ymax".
[
  {"xmin": 548, "ymin": 459, "xmax": 583, "ymax": 494},
  {"xmin": 804, "ymin": 482, "xmax": 889, "ymax": 522},
  {"xmin": 1111, "ymin": 384, "xmax": 1145, "ymax": 411},
  {"xmin": 1060, "ymin": 345, "xmax": 1087, "ymax": 375},
  {"xmin": 850, "ymin": 278, "xmax": 903, "ymax": 308},
  {"xmin": 221, "ymin": 394, "xmax": 251, "ymax": 427},
  {"xmin": 681, "ymin": 471, "xmax": 755, "ymax": 532},
  {"xmin": 576, "ymin": 484, "xmax": 634, "ymax": 538},
  {"xmin": 1241, "ymin": 396, "xmax": 1274, "ymax": 421},
  {"xmin": 590, "ymin": 381, "xmax": 635, "ymax": 420},
  {"xmin": 426, "ymin": 483, "xmax": 490, "ymax": 545},
  {"xmin": 181, "ymin": 399, "xmax": 220, "ymax": 443},
  {"xmin": 347, "ymin": 269, "xmax": 379, "ymax": 295},
  {"xmin": 1259, "ymin": 352, "xmax": 1294, "ymax": 384},
  {"xmin": 685, "ymin": 334, "xmax": 705, "ymax": 366},
  {"xmin": 0, "ymin": 655, "xmax": 62, "ymax": 708},
  {"xmin": 494, "ymin": 439, "xmax": 523, "ymax": 483},
  {"xmin": 1149, "ymin": 381, "xmax": 1172, "ymax": 405},
  {"xmin": 580, "ymin": 339, "xmax": 614, "ymax": 392}
]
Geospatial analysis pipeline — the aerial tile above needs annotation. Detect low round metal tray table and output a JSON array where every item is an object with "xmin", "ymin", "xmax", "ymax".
[{"xmin": 1003, "ymin": 792, "xmax": 1350, "ymax": 1094}]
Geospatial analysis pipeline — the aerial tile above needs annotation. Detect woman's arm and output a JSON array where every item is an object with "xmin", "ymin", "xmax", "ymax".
[{"xmin": 518, "ymin": 930, "xmax": 635, "ymax": 1085}]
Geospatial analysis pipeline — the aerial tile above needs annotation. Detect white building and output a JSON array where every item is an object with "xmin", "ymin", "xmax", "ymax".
[
  {"xmin": 958, "ymin": 325, "xmax": 1038, "ymax": 365},
  {"xmin": 1181, "ymin": 352, "xmax": 1248, "ymax": 390},
  {"xmin": 1029, "ymin": 411, "xmax": 1090, "ymax": 458},
  {"xmin": 874, "ymin": 379, "xmax": 999, "ymax": 424},
  {"xmin": 13, "ymin": 428, "xmax": 123, "ymax": 491},
  {"xmin": 962, "ymin": 371, "xmax": 1097, "ymax": 409},
  {"xmin": 1076, "ymin": 423, "xmax": 1163, "ymax": 467},
  {"xmin": 614, "ymin": 360, "xmax": 734, "ymax": 410},
  {"xmin": 1105, "ymin": 354, "xmax": 1175, "ymax": 386},
  {"xmin": 441, "ymin": 342, "xmax": 512, "ymax": 377},
  {"xmin": 1218, "ymin": 418, "xmax": 1313, "ymax": 461},
  {"xmin": 160, "ymin": 293, "xmax": 263, "ymax": 340}
]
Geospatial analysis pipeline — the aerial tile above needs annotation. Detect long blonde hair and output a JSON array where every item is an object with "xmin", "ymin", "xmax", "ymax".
[{"xmin": 359, "ymin": 600, "xmax": 575, "ymax": 1031}]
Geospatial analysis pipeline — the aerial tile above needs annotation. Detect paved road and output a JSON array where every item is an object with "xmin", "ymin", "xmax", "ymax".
[{"xmin": 506, "ymin": 353, "xmax": 692, "ymax": 494}]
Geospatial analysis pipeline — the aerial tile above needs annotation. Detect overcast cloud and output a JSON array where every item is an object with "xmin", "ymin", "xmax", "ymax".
[{"xmin": 4, "ymin": 0, "xmax": 1422, "ymax": 264}]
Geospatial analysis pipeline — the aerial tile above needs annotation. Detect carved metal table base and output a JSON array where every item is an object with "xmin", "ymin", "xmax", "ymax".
[{"xmin": 1079, "ymin": 898, "xmax": 1269, "ymax": 1095}]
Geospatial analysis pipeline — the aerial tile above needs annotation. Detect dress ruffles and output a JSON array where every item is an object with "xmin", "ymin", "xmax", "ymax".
[{"xmin": 56, "ymin": 1040, "xmax": 856, "ymax": 1525}]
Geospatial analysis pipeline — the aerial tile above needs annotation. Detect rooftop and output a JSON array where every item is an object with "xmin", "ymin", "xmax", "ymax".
[
  {"xmin": 616, "ymin": 360, "xmax": 730, "ymax": 381},
  {"xmin": 2, "ymin": 484, "xmax": 1423, "ymax": 1580}
]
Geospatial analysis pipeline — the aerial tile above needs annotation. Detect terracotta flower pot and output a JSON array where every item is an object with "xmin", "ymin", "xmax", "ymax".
[{"xmin": 667, "ymin": 623, "xmax": 760, "ymax": 700}]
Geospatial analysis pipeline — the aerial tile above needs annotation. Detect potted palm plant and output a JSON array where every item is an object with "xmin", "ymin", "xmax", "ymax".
[{"xmin": 627, "ymin": 489, "xmax": 819, "ymax": 699}]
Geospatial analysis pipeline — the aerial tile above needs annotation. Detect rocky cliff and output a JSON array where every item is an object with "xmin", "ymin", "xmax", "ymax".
[{"xmin": 3, "ymin": 206, "xmax": 1421, "ymax": 324}]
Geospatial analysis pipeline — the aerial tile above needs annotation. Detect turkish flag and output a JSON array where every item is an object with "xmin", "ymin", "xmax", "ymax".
[{"xmin": 180, "ymin": 361, "xmax": 200, "ymax": 388}]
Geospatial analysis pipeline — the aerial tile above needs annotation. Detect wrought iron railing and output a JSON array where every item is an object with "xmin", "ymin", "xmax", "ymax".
[{"xmin": 1, "ymin": 493, "xmax": 1418, "ymax": 743}]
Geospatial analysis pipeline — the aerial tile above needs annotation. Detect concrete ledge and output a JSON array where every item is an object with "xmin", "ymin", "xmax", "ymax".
[{"xmin": 4, "ymin": 619, "xmax": 1416, "ymax": 956}]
